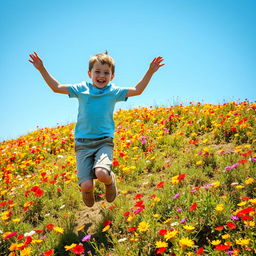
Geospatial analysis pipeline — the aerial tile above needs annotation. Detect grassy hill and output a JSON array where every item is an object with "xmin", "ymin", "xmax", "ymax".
[{"xmin": 0, "ymin": 101, "xmax": 255, "ymax": 256}]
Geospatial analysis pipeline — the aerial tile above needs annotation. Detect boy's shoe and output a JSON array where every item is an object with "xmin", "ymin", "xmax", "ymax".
[
  {"xmin": 82, "ymin": 191, "xmax": 95, "ymax": 207},
  {"xmin": 105, "ymin": 172, "xmax": 117, "ymax": 203}
]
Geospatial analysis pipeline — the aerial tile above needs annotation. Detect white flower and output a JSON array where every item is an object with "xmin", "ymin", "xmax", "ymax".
[
  {"xmin": 118, "ymin": 238, "xmax": 127, "ymax": 242},
  {"xmin": 24, "ymin": 230, "xmax": 36, "ymax": 237}
]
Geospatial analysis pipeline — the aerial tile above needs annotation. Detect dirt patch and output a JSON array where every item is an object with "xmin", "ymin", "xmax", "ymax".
[{"xmin": 75, "ymin": 199, "xmax": 104, "ymax": 234}]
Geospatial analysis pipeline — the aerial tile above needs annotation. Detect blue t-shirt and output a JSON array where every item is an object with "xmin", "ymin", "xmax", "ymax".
[{"xmin": 68, "ymin": 81, "xmax": 128, "ymax": 139}]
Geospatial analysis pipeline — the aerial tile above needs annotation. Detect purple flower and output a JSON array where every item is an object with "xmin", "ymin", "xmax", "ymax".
[
  {"xmin": 251, "ymin": 157, "xmax": 256, "ymax": 162},
  {"xmin": 225, "ymin": 163, "xmax": 239, "ymax": 171},
  {"xmin": 190, "ymin": 188, "xmax": 197, "ymax": 193},
  {"xmin": 180, "ymin": 218, "xmax": 186, "ymax": 224},
  {"xmin": 231, "ymin": 215, "xmax": 239, "ymax": 221},
  {"xmin": 173, "ymin": 193, "xmax": 180, "ymax": 199},
  {"xmin": 82, "ymin": 234, "xmax": 91, "ymax": 242},
  {"xmin": 176, "ymin": 207, "xmax": 183, "ymax": 213}
]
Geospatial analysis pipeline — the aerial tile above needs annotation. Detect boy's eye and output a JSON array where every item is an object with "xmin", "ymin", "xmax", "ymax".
[
  {"xmin": 95, "ymin": 71, "xmax": 100, "ymax": 73},
  {"xmin": 104, "ymin": 72, "xmax": 110, "ymax": 75}
]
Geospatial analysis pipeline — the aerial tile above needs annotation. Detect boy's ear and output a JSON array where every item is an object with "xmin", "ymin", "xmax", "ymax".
[
  {"xmin": 88, "ymin": 70, "xmax": 91, "ymax": 78},
  {"xmin": 111, "ymin": 73, "xmax": 115, "ymax": 80}
]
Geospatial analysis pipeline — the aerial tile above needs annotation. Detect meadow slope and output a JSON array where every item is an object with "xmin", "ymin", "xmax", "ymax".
[{"xmin": 0, "ymin": 101, "xmax": 255, "ymax": 256}]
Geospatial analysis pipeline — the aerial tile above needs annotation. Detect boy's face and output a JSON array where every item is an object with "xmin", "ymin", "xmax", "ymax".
[{"xmin": 88, "ymin": 62, "xmax": 114, "ymax": 89}]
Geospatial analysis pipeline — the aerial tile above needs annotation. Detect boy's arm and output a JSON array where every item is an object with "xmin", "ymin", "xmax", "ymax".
[
  {"xmin": 126, "ymin": 56, "xmax": 164, "ymax": 97},
  {"xmin": 29, "ymin": 52, "xmax": 69, "ymax": 95}
]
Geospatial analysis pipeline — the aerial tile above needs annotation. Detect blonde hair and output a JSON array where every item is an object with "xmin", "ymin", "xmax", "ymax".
[{"xmin": 89, "ymin": 51, "xmax": 115, "ymax": 74}]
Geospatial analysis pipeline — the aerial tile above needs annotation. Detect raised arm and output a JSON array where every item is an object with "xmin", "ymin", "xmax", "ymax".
[
  {"xmin": 29, "ymin": 52, "xmax": 69, "ymax": 94},
  {"xmin": 126, "ymin": 56, "xmax": 164, "ymax": 97}
]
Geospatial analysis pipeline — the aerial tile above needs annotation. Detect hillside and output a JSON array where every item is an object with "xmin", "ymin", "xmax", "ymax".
[{"xmin": 0, "ymin": 101, "xmax": 255, "ymax": 256}]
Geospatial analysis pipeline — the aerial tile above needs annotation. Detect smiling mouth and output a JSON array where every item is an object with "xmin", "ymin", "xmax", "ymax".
[{"xmin": 97, "ymin": 79, "xmax": 106, "ymax": 84}]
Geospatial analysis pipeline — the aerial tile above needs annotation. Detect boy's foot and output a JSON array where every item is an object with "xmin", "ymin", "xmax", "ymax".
[
  {"xmin": 105, "ymin": 172, "xmax": 117, "ymax": 203},
  {"xmin": 82, "ymin": 191, "xmax": 95, "ymax": 207}
]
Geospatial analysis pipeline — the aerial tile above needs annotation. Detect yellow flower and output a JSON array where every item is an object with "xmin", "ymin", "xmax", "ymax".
[
  {"xmin": 183, "ymin": 225, "xmax": 195, "ymax": 231},
  {"xmin": 76, "ymin": 225, "xmax": 85, "ymax": 232},
  {"xmin": 163, "ymin": 217, "xmax": 172, "ymax": 224},
  {"xmin": 65, "ymin": 243, "xmax": 77, "ymax": 251},
  {"xmin": 179, "ymin": 237, "xmax": 194, "ymax": 248},
  {"xmin": 31, "ymin": 239, "xmax": 43, "ymax": 244},
  {"xmin": 153, "ymin": 214, "xmax": 160, "ymax": 218},
  {"xmin": 236, "ymin": 238, "xmax": 250, "ymax": 246},
  {"xmin": 237, "ymin": 201, "xmax": 246, "ymax": 207},
  {"xmin": 196, "ymin": 160, "xmax": 203, "ymax": 166},
  {"xmin": 153, "ymin": 197, "xmax": 161, "ymax": 202},
  {"xmin": 155, "ymin": 241, "xmax": 168, "ymax": 248},
  {"xmin": 53, "ymin": 227, "xmax": 64, "ymax": 234},
  {"xmin": 249, "ymin": 198, "xmax": 256, "ymax": 205},
  {"xmin": 20, "ymin": 247, "xmax": 32, "ymax": 256},
  {"xmin": 244, "ymin": 221, "xmax": 255, "ymax": 227},
  {"xmin": 211, "ymin": 240, "xmax": 221, "ymax": 245},
  {"xmin": 212, "ymin": 181, "xmax": 220, "ymax": 187},
  {"xmin": 171, "ymin": 175, "xmax": 179, "ymax": 184},
  {"xmin": 102, "ymin": 225, "xmax": 110, "ymax": 232},
  {"xmin": 164, "ymin": 230, "xmax": 178, "ymax": 241},
  {"xmin": 222, "ymin": 234, "xmax": 230, "ymax": 239},
  {"xmin": 9, "ymin": 243, "xmax": 18, "ymax": 251},
  {"xmin": 138, "ymin": 221, "xmax": 149, "ymax": 232},
  {"xmin": 215, "ymin": 204, "xmax": 224, "ymax": 212},
  {"xmin": 235, "ymin": 185, "xmax": 244, "ymax": 190},
  {"xmin": 127, "ymin": 214, "xmax": 135, "ymax": 222},
  {"xmin": 245, "ymin": 178, "xmax": 254, "ymax": 185},
  {"xmin": 12, "ymin": 218, "xmax": 21, "ymax": 223}
]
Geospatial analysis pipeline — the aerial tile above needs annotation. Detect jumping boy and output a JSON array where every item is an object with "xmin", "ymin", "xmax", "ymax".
[{"xmin": 29, "ymin": 51, "xmax": 164, "ymax": 207}]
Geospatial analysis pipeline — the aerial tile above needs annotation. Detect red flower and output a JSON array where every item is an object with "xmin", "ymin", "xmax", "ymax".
[
  {"xmin": 178, "ymin": 174, "xmax": 186, "ymax": 181},
  {"xmin": 3, "ymin": 232, "xmax": 17, "ymax": 239},
  {"xmin": 215, "ymin": 225, "xmax": 224, "ymax": 231},
  {"xmin": 17, "ymin": 234, "xmax": 24, "ymax": 240},
  {"xmin": 134, "ymin": 200, "xmax": 145, "ymax": 208},
  {"xmin": 112, "ymin": 159, "xmax": 119, "ymax": 167},
  {"xmin": 236, "ymin": 207, "xmax": 254, "ymax": 217},
  {"xmin": 238, "ymin": 159, "xmax": 247, "ymax": 164},
  {"xmin": 196, "ymin": 247, "xmax": 204, "ymax": 254},
  {"xmin": 103, "ymin": 220, "xmax": 112, "ymax": 226},
  {"xmin": 156, "ymin": 247, "xmax": 167, "ymax": 254},
  {"xmin": 46, "ymin": 224, "xmax": 55, "ymax": 229},
  {"xmin": 156, "ymin": 181, "xmax": 165, "ymax": 188},
  {"xmin": 24, "ymin": 236, "xmax": 32, "ymax": 244},
  {"xmin": 127, "ymin": 227, "xmax": 136, "ymax": 232},
  {"xmin": 158, "ymin": 229, "xmax": 167, "ymax": 236},
  {"xmin": 71, "ymin": 244, "xmax": 84, "ymax": 255},
  {"xmin": 226, "ymin": 222, "xmax": 236, "ymax": 229},
  {"xmin": 43, "ymin": 249, "xmax": 54, "ymax": 256},
  {"xmin": 123, "ymin": 211, "xmax": 130, "ymax": 217},
  {"xmin": 189, "ymin": 202, "xmax": 197, "ymax": 211},
  {"xmin": 215, "ymin": 244, "xmax": 230, "ymax": 251},
  {"xmin": 134, "ymin": 193, "xmax": 143, "ymax": 200}
]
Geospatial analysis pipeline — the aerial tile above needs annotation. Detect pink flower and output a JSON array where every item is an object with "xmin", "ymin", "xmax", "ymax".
[{"xmin": 173, "ymin": 193, "xmax": 180, "ymax": 199}]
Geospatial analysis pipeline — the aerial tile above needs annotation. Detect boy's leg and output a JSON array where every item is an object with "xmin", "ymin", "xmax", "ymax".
[
  {"xmin": 93, "ymin": 137, "xmax": 117, "ymax": 202},
  {"xmin": 95, "ymin": 168, "xmax": 117, "ymax": 203},
  {"xmin": 80, "ymin": 179, "xmax": 95, "ymax": 207}
]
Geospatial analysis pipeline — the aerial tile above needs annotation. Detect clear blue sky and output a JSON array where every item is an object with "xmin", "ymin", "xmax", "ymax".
[{"xmin": 0, "ymin": 0, "xmax": 255, "ymax": 141}]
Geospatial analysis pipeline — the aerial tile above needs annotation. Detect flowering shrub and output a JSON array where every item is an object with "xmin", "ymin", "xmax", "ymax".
[{"xmin": 0, "ymin": 101, "xmax": 255, "ymax": 255}]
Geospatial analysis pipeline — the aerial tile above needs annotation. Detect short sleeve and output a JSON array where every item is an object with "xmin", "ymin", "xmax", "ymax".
[
  {"xmin": 113, "ymin": 86, "xmax": 129, "ymax": 102},
  {"xmin": 68, "ymin": 81, "xmax": 87, "ymax": 98}
]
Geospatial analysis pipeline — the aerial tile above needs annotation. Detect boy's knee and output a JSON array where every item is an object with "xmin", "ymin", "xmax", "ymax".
[
  {"xmin": 80, "ymin": 180, "xmax": 94, "ymax": 192},
  {"xmin": 95, "ymin": 168, "xmax": 111, "ymax": 183}
]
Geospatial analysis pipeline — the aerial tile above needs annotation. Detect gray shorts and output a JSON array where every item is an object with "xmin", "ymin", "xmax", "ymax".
[{"xmin": 75, "ymin": 137, "xmax": 114, "ymax": 184}]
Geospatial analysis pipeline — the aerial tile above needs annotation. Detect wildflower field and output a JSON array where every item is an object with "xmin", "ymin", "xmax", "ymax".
[{"xmin": 0, "ymin": 101, "xmax": 255, "ymax": 256}]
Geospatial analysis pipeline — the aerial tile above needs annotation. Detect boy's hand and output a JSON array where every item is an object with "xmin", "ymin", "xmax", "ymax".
[
  {"xmin": 29, "ymin": 52, "xmax": 44, "ymax": 71},
  {"xmin": 149, "ymin": 56, "xmax": 165, "ymax": 73}
]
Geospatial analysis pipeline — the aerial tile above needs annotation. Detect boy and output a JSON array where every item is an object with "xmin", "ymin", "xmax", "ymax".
[{"xmin": 29, "ymin": 51, "xmax": 164, "ymax": 207}]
